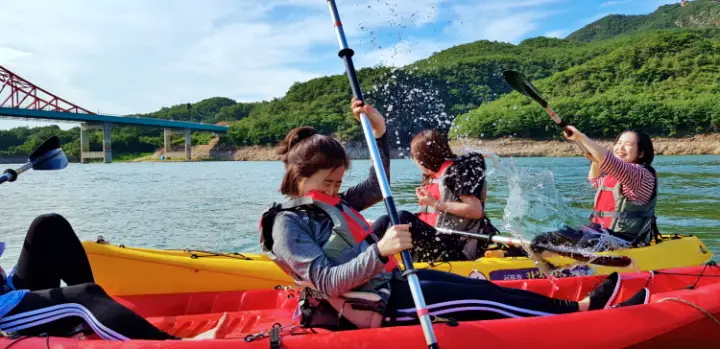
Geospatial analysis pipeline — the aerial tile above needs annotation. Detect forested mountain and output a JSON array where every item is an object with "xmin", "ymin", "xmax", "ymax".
[{"xmin": 2, "ymin": 0, "xmax": 719, "ymax": 159}]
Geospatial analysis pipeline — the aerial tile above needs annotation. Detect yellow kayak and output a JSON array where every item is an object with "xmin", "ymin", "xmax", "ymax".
[{"xmin": 84, "ymin": 235, "xmax": 714, "ymax": 296}]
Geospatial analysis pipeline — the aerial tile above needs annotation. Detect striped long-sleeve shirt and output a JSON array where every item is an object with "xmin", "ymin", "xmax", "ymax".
[{"xmin": 589, "ymin": 151, "xmax": 656, "ymax": 205}]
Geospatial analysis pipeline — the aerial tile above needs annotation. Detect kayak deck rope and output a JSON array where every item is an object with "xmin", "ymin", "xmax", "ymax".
[
  {"xmin": 95, "ymin": 236, "xmax": 253, "ymax": 260},
  {"xmin": 181, "ymin": 249, "xmax": 252, "ymax": 260},
  {"xmin": 652, "ymin": 262, "xmax": 720, "ymax": 289},
  {"xmin": 657, "ymin": 297, "xmax": 720, "ymax": 327}
]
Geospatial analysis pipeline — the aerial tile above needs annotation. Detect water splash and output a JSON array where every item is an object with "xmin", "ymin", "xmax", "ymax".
[
  {"xmin": 501, "ymin": 159, "xmax": 586, "ymax": 238},
  {"xmin": 367, "ymin": 68, "xmax": 454, "ymax": 156},
  {"xmin": 455, "ymin": 142, "xmax": 634, "ymax": 282}
]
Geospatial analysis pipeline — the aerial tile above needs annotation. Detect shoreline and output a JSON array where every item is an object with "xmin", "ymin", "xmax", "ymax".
[
  {"xmin": 164, "ymin": 133, "xmax": 720, "ymax": 161},
  {"xmin": 451, "ymin": 133, "xmax": 720, "ymax": 158},
  {"xmin": 1, "ymin": 134, "xmax": 718, "ymax": 164}
]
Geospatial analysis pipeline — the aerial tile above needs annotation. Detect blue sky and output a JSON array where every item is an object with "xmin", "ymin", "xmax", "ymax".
[{"xmin": 0, "ymin": 0, "xmax": 679, "ymax": 130}]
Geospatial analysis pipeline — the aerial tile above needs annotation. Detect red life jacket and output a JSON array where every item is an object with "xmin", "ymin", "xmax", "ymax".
[
  {"xmin": 260, "ymin": 190, "xmax": 398, "ymax": 274},
  {"xmin": 592, "ymin": 175, "xmax": 620, "ymax": 228},
  {"xmin": 591, "ymin": 174, "xmax": 657, "ymax": 241},
  {"xmin": 417, "ymin": 160, "xmax": 454, "ymax": 226}
]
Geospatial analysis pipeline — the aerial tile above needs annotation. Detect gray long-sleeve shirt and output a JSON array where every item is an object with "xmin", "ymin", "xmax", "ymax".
[{"xmin": 270, "ymin": 135, "xmax": 394, "ymax": 297}]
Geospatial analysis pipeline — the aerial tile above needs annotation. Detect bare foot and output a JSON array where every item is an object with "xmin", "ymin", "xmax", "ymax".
[{"xmin": 185, "ymin": 312, "xmax": 230, "ymax": 340}]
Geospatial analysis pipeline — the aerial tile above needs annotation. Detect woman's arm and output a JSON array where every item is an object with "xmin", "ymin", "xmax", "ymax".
[
  {"xmin": 341, "ymin": 100, "xmax": 390, "ymax": 211},
  {"xmin": 589, "ymin": 161, "xmax": 602, "ymax": 180},
  {"xmin": 341, "ymin": 134, "xmax": 391, "ymax": 211},
  {"xmin": 271, "ymin": 212, "xmax": 388, "ymax": 297},
  {"xmin": 419, "ymin": 153, "xmax": 486, "ymax": 219},
  {"xmin": 588, "ymin": 161, "xmax": 603, "ymax": 189},
  {"xmin": 434, "ymin": 195, "xmax": 485, "ymax": 219},
  {"xmin": 563, "ymin": 126, "xmax": 609, "ymax": 165},
  {"xmin": 597, "ymin": 152, "xmax": 656, "ymax": 204}
]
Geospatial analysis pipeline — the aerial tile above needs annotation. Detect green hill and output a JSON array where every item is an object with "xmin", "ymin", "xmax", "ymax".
[
  {"xmin": 567, "ymin": 0, "xmax": 720, "ymax": 42},
  {"xmin": 2, "ymin": 0, "xmax": 720, "ymax": 160},
  {"xmin": 451, "ymin": 30, "xmax": 720, "ymax": 140}
]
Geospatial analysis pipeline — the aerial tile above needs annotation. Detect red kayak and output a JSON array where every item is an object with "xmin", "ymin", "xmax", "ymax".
[{"xmin": 2, "ymin": 264, "xmax": 719, "ymax": 349}]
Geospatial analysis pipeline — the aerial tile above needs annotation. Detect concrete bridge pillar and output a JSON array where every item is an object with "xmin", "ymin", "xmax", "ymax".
[
  {"xmin": 80, "ymin": 124, "xmax": 90, "ymax": 164},
  {"xmin": 163, "ymin": 128, "xmax": 172, "ymax": 159},
  {"xmin": 80, "ymin": 122, "xmax": 112, "ymax": 163},
  {"xmin": 185, "ymin": 128, "xmax": 192, "ymax": 161},
  {"xmin": 164, "ymin": 128, "xmax": 192, "ymax": 161},
  {"xmin": 103, "ymin": 122, "xmax": 112, "ymax": 163}
]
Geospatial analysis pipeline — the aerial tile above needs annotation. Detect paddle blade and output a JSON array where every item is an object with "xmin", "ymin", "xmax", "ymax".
[
  {"xmin": 502, "ymin": 70, "xmax": 530, "ymax": 96},
  {"xmin": 533, "ymin": 243, "xmax": 635, "ymax": 268},
  {"xmin": 502, "ymin": 70, "xmax": 548, "ymax": 108},
  {"xmin": 29, "ymin": 136, "xmax": 68, "ymax": 171},
  {"xmin": 29, "ymin": 136, "xmax": 61, "ymax": 161}
]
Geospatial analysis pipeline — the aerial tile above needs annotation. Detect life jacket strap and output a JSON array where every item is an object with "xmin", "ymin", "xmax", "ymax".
[
  {"xmin": 297, "ymin": 287, "xmax": 388, "ymax": 330},
  {"xmin": 593, "ymin": 210, "xmax": 654, "ymax": 219},
  {"xmin": 281, "ymin": 197, "xmax": 315, "ymax": 209},
  {"xmin": 418, "ymin": 205, "xmax": 437, "ymax": 213}
]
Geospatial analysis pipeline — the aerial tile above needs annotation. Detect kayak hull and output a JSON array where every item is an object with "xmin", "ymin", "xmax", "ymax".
[
  {"xmin": 2, "ymin": 265, "xmax": 719, "ymax": 348},
  {"xmin": 82, "ymin": 236, "xmax": 714, "ymax": 296}
]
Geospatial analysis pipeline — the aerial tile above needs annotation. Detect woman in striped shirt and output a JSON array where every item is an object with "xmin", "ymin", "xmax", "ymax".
[{"xmin": 564, "ymin": 126, "xmax": 659, "ymax": 246}]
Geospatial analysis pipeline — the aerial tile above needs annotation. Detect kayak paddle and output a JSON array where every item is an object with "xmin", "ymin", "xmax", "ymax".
[
  {"xmin": 436, "ymin": 227, "xmax": 634, "ymax": 268},
  {"xmin": 0, "ymin": 136, "xmax": 69, "ymax": 185},
  {"xmin": 502, "ymin": 70, "xmax": 592, "ymax": 157},
  {"xmin": 325, "ymin": 1, "xmax": 439, "ymax": 347}
]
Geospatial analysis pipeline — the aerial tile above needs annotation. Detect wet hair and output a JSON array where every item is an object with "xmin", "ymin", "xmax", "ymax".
[
  {"xmin": 410, "ymin": 129, "xmax": 456, "ymax": 172},
  {"xmin": 410, "ymin": 130, "xmax": 457, "ymax": 186},
  {"xmin": 276, "ymin": 126, "xmax": 349, "ymax": 196},
  {"xmin": 615, "ymin": 130, "xmax": 655, "ymax": 166}
]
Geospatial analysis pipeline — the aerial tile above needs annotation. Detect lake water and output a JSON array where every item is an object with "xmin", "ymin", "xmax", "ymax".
[{"xmin": 1, "ymin": 155, "xmax": 718, "ymax": 266}]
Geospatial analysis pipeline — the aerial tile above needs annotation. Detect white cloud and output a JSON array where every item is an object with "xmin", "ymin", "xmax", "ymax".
[
  {"xmin": 581, "ymin": 12, "xmax": 612, "ymax": 25},
  {"xmin": 447, "ymin": 0, "xmax": 566, "ymax": 44},
  {"xmin": 0, "ymin": 0, "xmax": 612, "ymax": 132},
  {"xmin": 600, "ymin": 0, "xmax": 634, "ymax": 7},
  {"xmin": 543, "ymin": 30, "xmax": 569, "ymax": 38},
  {"xmin": 0, "ymin": 48, "xmax": 31, "ymax": 62},
  {"xmin": 0, "ymin": 0, "xmax": 454, "ymax": 122}
]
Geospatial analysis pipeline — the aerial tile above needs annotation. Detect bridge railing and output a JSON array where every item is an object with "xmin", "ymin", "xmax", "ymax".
[{"xmin": 87, "ymin": 111, "xmax": 212, "ymax": 125}]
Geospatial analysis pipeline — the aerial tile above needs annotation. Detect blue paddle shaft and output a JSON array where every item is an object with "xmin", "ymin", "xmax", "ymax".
[
  {"xmin": 0, "ymin": 162, "xmax": 31, "ymax": 185},
  {"xmin": 326, "ymin": 1, "xmax": 438, "ymax": 347}
]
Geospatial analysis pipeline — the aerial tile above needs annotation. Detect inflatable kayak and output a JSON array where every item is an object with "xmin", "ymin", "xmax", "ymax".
[
  {"xmin": 1, "ymin": 264, "xmax": 719, "ymax": 349},
  {"xmin": 83, "ymin": 234, "xmax": 713, "ymax": 296}
]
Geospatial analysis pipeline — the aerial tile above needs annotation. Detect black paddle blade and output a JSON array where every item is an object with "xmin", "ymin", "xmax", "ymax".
[
  {"xmin": 29, "ymin": 136, "xmax": 61, "ymax": 161},
  {"xmin": 533, "ymin": 243, "xmax": 634, "ymax": 268},
  {"xmin": 502, "ymin": 70, "xmax": 548, "ymax": 108},
  {"xmin": 29, "ymin": 136, "xmax": 68, "ymax": 171}
]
